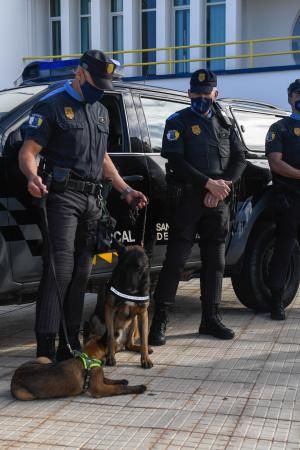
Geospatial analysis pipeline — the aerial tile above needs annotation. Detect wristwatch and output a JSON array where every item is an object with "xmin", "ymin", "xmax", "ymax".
[{"xmin": 120, "ymin": 186, "xmax": 133, "ymax": 199}]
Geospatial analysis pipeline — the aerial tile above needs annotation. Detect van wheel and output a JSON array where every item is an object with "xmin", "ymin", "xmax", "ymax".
[{"xmin": 231, "ymin": 222, "xmax": 300, "ymax": 312}]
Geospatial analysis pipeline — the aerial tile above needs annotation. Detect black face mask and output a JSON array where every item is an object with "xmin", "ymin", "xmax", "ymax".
[
  {"xmin": 81, "ymin": 80, "xmax": 104, "ymax": 104},
  {"xmin": 191, "ymin": 97, "xmax": 212, "ymax": 114},
  {"xmin": 295, "ymin": 99, "xmax": 300, "ymax": 112}
]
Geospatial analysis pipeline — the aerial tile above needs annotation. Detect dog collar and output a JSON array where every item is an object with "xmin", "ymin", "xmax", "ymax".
[
  {"xmin": 73, "ymin": 351, "xmax": 103, "ymax": 393},
  {"xmin": 110, "ymin": 286, "xmax": 149, "ymax": 302}
]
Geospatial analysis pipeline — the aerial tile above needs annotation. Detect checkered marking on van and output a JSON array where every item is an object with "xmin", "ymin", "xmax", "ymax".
[{"xmin": 0, "ymin": 198, "xmax": 42, "ymax": 257}]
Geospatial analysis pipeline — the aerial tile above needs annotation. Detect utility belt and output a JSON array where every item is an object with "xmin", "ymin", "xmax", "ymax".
[{"xmin": 39, "ymin": 162, "xmax": 101, "ymax": 196}]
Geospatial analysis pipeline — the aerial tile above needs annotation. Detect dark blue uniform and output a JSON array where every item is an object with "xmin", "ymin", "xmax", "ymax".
[
  {"xmin": 153, "ymin": 106, "xmax": 246, "ymax": 312},
  {"xmin": 25, "ymin": 82, "xmax": 109, "ymax": 356},
  {"xmin": 265, "ymin": 115, "xmax": 300, "ymax": 292}
]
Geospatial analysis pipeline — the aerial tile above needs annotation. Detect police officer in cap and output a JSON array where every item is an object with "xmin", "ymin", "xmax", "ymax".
[
  {"xmin": 265, "ymin": 79, "xmax": 300, "ymax": 320},
  {"xmin": 19, "ymin": 50, "xmax": 147, "ymax": 361},
  {"xmin": 148, "ymin": 69, "xmax": 246, "ymax": 346}
]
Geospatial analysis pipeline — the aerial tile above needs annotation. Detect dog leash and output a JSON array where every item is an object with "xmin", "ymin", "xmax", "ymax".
[
  {"xmin": 37, "ymin": 175, "xmax": 73, "ymax": 357},
  {"xmin": 128, "ymin": 202, "xmax": 148, "ymax": 248}
]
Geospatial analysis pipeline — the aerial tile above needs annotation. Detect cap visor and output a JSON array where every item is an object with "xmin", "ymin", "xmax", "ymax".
[
  {"xmin": 91, "ymin": 75, "xmax": 114, "ymax": 90},
  {"xmin": 190, "ymin": 86, "xmax": 214, "ymax": 94}
]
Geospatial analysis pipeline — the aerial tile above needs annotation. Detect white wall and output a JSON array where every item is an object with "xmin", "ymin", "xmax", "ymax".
[
  {"xmin": 0, "ymin": 0, "xmax": 49, "ymax": 89},
  {"xmin": 241, "ymin": 0, "xmax": 300, "ymax": 68},
  {"xmin": 134, "ymin": 69, "xmax": 300, "ymax": 111}
]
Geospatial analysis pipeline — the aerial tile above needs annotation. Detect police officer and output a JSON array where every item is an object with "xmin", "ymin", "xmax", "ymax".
[
  {"xmin": 19, "ymin": 50, "xmax": 147, "ymax": 361},
  {"xmin": 265, "ymin": 79, "xmax": 300, "ymax": 321},
  {"xmin": 148, "ymin": 69, "xmax": 246, "ymax": 346}
]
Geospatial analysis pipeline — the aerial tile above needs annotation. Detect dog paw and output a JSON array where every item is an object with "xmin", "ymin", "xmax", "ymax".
[
  {"xmin": 106, "ymin": 355, "xmax": 116, "ymax": 366},
  {"xmin": 148, "ymin": 346, "xmax": 153, "ymax": 354},
  {"xmin": 140, "ymin": 384, "xmax": 147, "ymax": 393},
  {"xmin": 141, "ymin": 358, "xmax": 153, "ymax": 369},
  {"xmin": 120, "ymin": 379, "xmax": 128, "ymax": 385}
]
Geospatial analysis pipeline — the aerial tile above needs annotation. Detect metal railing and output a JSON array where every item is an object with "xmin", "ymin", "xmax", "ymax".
[{"xmin": 23, "ymin": 35, "xmax": 300, "ymax": 74}]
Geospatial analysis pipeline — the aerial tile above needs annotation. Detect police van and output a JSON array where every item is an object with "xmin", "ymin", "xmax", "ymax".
[{"xmin": 0, "ymin": 60, "xmax": 298, "ymax": 312}]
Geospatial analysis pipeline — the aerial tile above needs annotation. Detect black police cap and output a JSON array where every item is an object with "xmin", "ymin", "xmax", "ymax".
[
  {"xmin": 190, "ymin": 69, "xmax": 217, "ymax": 94},
  {"xmin": 79, "ymin": 50, "xmax": 116, "ymax": 90},
  {"xmin": 288, "ymin": 79, "xmax": 300, "ymax": 95}
]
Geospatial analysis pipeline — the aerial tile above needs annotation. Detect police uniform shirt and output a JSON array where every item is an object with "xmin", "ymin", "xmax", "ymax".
[
  {"xmin": 162, "ymin": 106, "xmax": 246, "ymax": 186},
  {"xmin": 25, "ymin": 82, "xmax": 109, "ymax": 182},
  {"xmin": 265, "ymin": 116, "xmax": 300, "ymax": 189}
]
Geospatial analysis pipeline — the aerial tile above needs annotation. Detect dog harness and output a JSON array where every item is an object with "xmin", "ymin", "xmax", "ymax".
[
  {"xmin": 109, "ymin": 285, "xmax": 150, "ymax": 304},
  {"xmin": 73, "ymin": 350, "xmax": 103, "ymax": 393}
]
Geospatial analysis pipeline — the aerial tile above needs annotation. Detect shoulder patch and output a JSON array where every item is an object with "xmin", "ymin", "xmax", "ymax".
[
  {"xmin": 28, "ymin": 114, "xmax": 44, "ymax": 128},
  {"xmin": 266, "ymin": 131, "xmax": 276, "ymax": 142},
  {"xmin": 166, "ymin": 130, "xmax": 180, "ymax": 141}
]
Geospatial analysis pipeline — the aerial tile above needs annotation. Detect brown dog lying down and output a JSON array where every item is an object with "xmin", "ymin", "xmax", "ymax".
[
  {"xmin": 11, "ymin": 338, "xmax": 146, "ymax": 401},
  {"xmin": 84, "ymin": 245, "xmax": 153, "ymax": 369}
]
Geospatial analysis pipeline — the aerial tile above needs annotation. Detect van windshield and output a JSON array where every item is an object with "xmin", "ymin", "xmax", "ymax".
[{"xmin": 0, "ymin": 85, "xmax": 48, "ymax": 119}]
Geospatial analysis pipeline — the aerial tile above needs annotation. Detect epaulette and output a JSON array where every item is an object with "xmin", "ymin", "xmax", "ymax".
[{"xmin": 166, "ymin": 111, "xmax": 180, "ymax": 121}]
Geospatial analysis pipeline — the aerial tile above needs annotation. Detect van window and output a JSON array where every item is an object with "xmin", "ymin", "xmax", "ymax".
[
  {"xmin": 141, "ymin": 97, "xmax": 188, "ymax": 152},
  {"xmin": 232, "ymin": 109, "xmax": 284, "ymax": 153},
  {"xmin": 101, "ymin": 94, "xmax": 128, "ymax": 153}
]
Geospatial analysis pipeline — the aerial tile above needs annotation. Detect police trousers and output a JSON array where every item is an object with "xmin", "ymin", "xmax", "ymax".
[
  {"xmin": 154, "ymin": 193, "xmax": 230, "ymax": 309},
  {"xmin": 36, "ymin": 189, "xmax": 101, "ymax": 337},
  {"xmin": 269, "ymin": 190, "xmax": 300, "ymax": 292}
]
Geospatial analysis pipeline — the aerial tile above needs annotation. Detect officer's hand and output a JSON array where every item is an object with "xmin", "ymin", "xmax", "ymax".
[
  {"xmin": 28, "ymin": 175, "xmax": 48, "ymax": 198},
  {"xmin": 204, "ymin": 192, "xmax": 219, "ymax": 208},
  {"xmin": 125, "ymin": 190, "xmax": 148, "ymax": 209},
  {"xmin": 205, "ymin": 179, "xmax": 231, "ymax": 201}
]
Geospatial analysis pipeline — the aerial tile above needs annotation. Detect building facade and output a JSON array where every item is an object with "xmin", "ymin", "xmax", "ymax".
[{"xmin": 1, "ymin": 0, "xmax": 300, "ymax": 108}]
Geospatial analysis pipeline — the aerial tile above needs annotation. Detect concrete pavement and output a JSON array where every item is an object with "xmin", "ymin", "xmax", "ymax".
[{"xmin": 0, "ymin": 280, "xmax": 299, "ymax": 449}]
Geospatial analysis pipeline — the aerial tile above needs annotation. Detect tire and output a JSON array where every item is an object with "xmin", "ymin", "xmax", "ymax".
[{"xmin": 231, "ymin": 221, "xmax": 300, "ymax": 312}]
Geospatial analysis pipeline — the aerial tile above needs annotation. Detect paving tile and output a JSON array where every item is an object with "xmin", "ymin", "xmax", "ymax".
[
  {"xmin": 242, "ymin": 398, "xmax": 297, "ymax": 421},
  {"xmin": 84, "ymin": 426, "xmax": 163, "ymax": 449},
  {"xmin": 232, "ymin": 416, "xmax": 294, "ymax": 443},
  {"xmin": 0, "ymin": 417, "xmax": 43, "ymax": 441},
  {"xmin": 196, "ymin": 379, "xmax": 254, "ymax": 398},
  {"xmin": 182, "ymin": 394, "xmax": 248, "ymax": 416},
  {"xmin": 0, "ymin": 281, "xmax": 299, "ymax": 448}
]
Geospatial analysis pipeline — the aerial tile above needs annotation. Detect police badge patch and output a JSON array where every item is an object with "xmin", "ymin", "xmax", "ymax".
[
  {"xmin": 266, "ymin": 131, "xmax": 276, "ymax": 142},
  {"xmin": 166, "ymin": 130, "xmax": 180, "ymax": 141},
  {"xmin": 64, "ymin": 107, "xmax": 74, "ymax": 120},
  {"xmin": 191, "ymin": 125, "xmax": 201, "ymax": 135},
  {"xmin": 294, "ymin": 128, "xmax": 300, "ymax": 136},
  {"xmin": 28, "ymin": 114, "xmax": 43, "ymax": 128}
]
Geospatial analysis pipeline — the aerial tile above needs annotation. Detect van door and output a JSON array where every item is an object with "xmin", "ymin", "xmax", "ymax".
[
  {"xmin": 132, "ymin": 93, "xmax": 201, "ymax": 271},
  {"xmin": 91, "ymin": 91, "xmax": 151, "ymax": 275},
  {"xmin": 1, "ymin": 121, "xmax": 43, "ymax": 283}
]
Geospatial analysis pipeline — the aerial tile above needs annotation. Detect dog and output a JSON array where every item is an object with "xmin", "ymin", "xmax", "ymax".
[
  {"xmin": 11, "ymin": 338, "xmax": 146, "ymax": 401},
  {"xmin": 84, "ymin": 244, "xmax": 153, "ymax": 369}
]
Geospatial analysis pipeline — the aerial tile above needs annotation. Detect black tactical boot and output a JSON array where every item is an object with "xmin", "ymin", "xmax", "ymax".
[
  {"xmin": 148, "ymin": 309, "xmax": 168, "ymax": 346},
  {"xmin": 199, "ymin": 305, "xmax": 235, "ymax": 340},
  {"xmin": 36, "ymin": 334, "xmax": 56, "ymax": 360},
  {"xmin": 270, "ymin": 290, "xmax": 285, "ymax": 320},
  {"xmin": 56, "ymin": 327, "xmax": 81, "ymax": 362}
]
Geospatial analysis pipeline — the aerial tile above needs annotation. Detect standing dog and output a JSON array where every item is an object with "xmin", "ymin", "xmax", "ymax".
[
  {"xmin": 11, "ymin": 346, "xmax": 146, "ymax": 400},
  {"xmin": 84, "ymin": 245, "xmax": 153, "ymax": 369}
]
